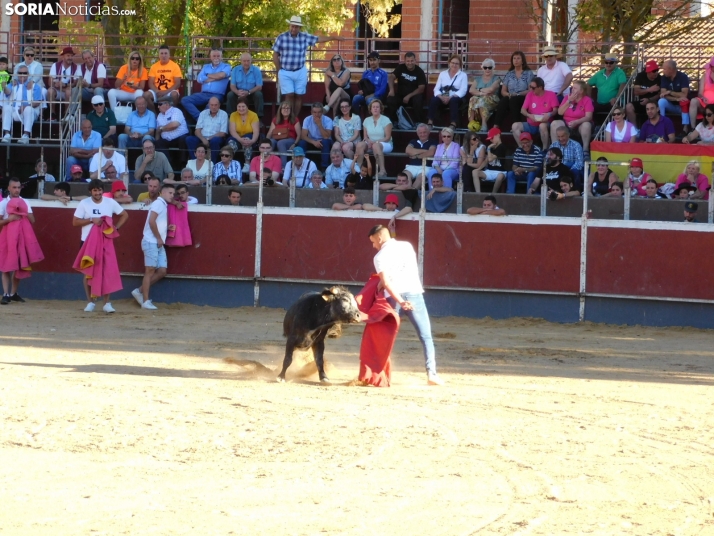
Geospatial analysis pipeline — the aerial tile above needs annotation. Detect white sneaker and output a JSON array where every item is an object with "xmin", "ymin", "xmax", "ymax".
[
  {"xmin": 0, "ymin": 133, "xmax": 10, "ymax": 143},
  {"xmin": 102, "ymin": 302, "xmax": 116, "ymax": 313},
  {"xmin": 18, "ymin": 134, "xmax": 29, "ymax": 144},
  {"xmin": 427, "ymin": 372, "xmax": 445, "ymax": 386},
  {"xmin": 323, "ymin": 105, "xmax": 330, "ymax": 115},
  {"xmin": 141, "ymin": 300, "xmax": 158, "ymax": 310},
  {"xmin": 131, "ymin": 288, "xmax": 143, "ymax": 306},
  {"xmin": 84, "ymin": 302, "xmax": 96, "ymax": 312}
]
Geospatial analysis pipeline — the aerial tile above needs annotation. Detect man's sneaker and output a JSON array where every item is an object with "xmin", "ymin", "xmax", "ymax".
[
  {"xmin": 84, "ymin": 302, "xmax": 96, "ymax": 312},
  {"xmin": 0, "ymin": 133, "xmax": 10, "ymax": 143},
  {"xmin": 18, "ymin": 134, "xmax": 29, "ymax": 144},
  {"xmin": 1, "ymin": 294, "xmax": 10, "ymax": 305},
  {"xmin": 141, "ymin": 300, "xmax": 158, "ymax": 310},
  {"xmin": 9, "ymin": 293, "xmax": 25, "ymax": 303},
  {"xmin": 103, "ymin": 302, "xmax": 116, "ymax": 313},
  {"xmin": 131, "ymin": 288, "xmax": 143, "ymax": 306},
  {"xmin": 427, "ymin": 372, "xmax": 445, "ymax": 386}
]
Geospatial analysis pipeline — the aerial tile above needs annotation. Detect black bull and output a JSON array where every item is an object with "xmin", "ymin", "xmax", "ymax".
[{"xmin": 278, "ymin": 286, "xmax": 361, "ymax": 383}]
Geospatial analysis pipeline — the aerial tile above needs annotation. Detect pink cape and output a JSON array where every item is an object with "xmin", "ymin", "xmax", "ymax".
[
  {"xmin": 355, "ymin": 275, "xmax": 400, "ymax": 387},
  {"xmin": 72, "ymin": 216, "xmax": 122, "ymax": 298},
  {"xmin": 165, "ymin": 202, "xmax": 192, "ymax": 247},
  {"xmin": 0, "ymin": 197, "xmax": 44, "ymax": 279}
]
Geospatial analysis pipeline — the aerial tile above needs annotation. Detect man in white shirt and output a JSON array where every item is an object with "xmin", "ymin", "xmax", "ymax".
[
  {"xmin": 283, "ymin": 147, "xmax": 317, "ymax": 187},
  {"xmin": 132, "ymin": 183, "xmax": 175, "ymax": 311},
  {"xmin": 89, "ymin": 141, "xmax": 127, "ymax": 180},
  {"xmin": 536, "ymin": 46, "xmax": 573, "ymax": 101},
  {"xmin": 79, "ymin": 49, "xmax": 107, "ymax": 102},
  {"xmin": 72, "ymin": 179, "xmax": 128, "ymax": 313},
  {"xmin": 368, "ymin": 224, "xmax": 444, "ymax": 385},
  {"xmin": 0, "ymin": 178, "xmax": 35, "ymax": 304}
]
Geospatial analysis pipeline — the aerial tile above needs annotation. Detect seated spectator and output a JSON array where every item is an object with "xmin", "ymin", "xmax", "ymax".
[
  {"xmin": 380, "ymin": 171, "xmax": 415, "ymax": 193},
  {"xmin": 640, "ymin": 101, "xmax": 675, "ymax": 142},
  {"xmin": 155, "ymin": 100, "xmax": 189, "ymax": 166},
  {"xmin": 79, "ymin": 49, "xmax": 106, "ymax": 103},
  {"xmin": 103, "ymin": 178, "xmax": 133, "ymax": 204},
  {"xmin": 684, "ymin": 201, "xmax": 699, "ymax": 222},
  {"xmin": 41, "ymin": 181, "xmax": 87, "ymax": 204},
  {"xmin": 549, "ymin": 126, "xmax": 584, "ymax": 187},
  {"xmin": 165, "ymin": 168, "xmax": 201, "ymax": 186},
  {"xmin": 29, "ymin": 159, "xmax": 57, "ymax": 183},
  {"xmin": 13, "ymin": 47, "xmax": 44, "ymax": 88},
  {"xmin": 283, "ymin": 147, "xmax": 318, "ymax": 188},
  {"xmin": 90, "ymin": 140, "xmax": 127, "ymax": 180},
  {"xmin": 227, "ymin": 52, "xmax": 264, "ymax": 121},
  {"xmin": 135, "ymin": 139, "xmax": 174, "ymax": 182},
  {"xmin": 355, "ymin": 100, "xmax": 392, "ymax": 179},
  {"xmin": 324, "ymin": 54, "xmax": 351, "ymax": 118},
  {"xmin": 227, "ymin": 188, "xmax": 242, "ymax": 206},
  {"xmin": 675, "ymin": 161, "xmax": 710, "ymax": 200},
  {"xmin": 47, "ymin": 46, "xmax": 79, "ymax": 121},
  {"xmin": 462, "ymin": 132, "xmax": 487, "ymax": 192},
  {"xmin": 625, "ymin": 60, "xmax": 661, "ymax": 125},
  {"xmin": 214, "ymin": 174, "xmax": 232, "ymax": 186},
  {"xmin": 478, "ymin": 127, "xmax": 507, "ymax": 193},
  {"xmin": 298, "ymin": 102, "xmax": 334, "ymax": 170},
  {"xmin": 466, "ymin": 195, "xmax": 507, "ymax": 215},
  {"xmin": 604, "ymin": 106, "xmax": 638, "ymax": 143},
  {"xmin": 403, "ymin": 123, "xmax": 436, "ymax": 185},
  {"xmin": 506, "ymin": 132, "xmax": 543, "ymax": 194},
  {"xmin": 174, "ymin": 183, "xmax": 198, "ymax": 205},
  {"xmin": 673, "ymin": 182, "xmax": 696, "ymax": 199},
  {"xmin": 587, "ymin": 53, "xmax": 627, "ymax": 114},
  {"xmin": 529, "ymin": 147, "xmax": 572, "ymax": 194},
  {"xmin": 363, "ymin": 192, "xmax": 414, "ymax": 221},
  {"xmin": 683, "ymin": 103, "xmax": 714, "ymax": 145},
  {"xmin": 137, "ymin": 176, "xmax": 161, "ymax": 204},
  {"xmin": 102, "ymin": 165, "xmax": 128, "ymax": 185},
  {"xmin": 333, "ymin": 99, "xmax": 361, "ymax": 159},
  {"xmin": 548, "ymin": 175, "xmax": 581, "ymax": 200},
  {"xmin": 601, "ymin": 181, "xmax": 623, "ymax": 198},
  {"xmin": 468, "ymin": 58, "xmax": 501, "ymax": 131},
  {"xmin": 627, "ymin": 158, "xmax": 651, "ymax": 196},
  {"xmin": 352, "ymin": 51, "xmax": 388, "ymax": 115},
  {"xmin": 243, "ymin": 167, "xmax": 286, "ymax": 188},
  {"xmin": 325, "ymin": 150, "xmax": 353, "ymax": 188},
  {"xmin": 186, "ymin": 144, "xmax": 213, "ymax": 185},
  {"xmin": 658, "ymin": 60, "xmax": 690, "ymax": 134},
  {"xmin": 107, "ymin": 50, "xmax": 148, "ymax": 110},
  {"xmin": 66, "ymin": 120, "xmax": 102, "ymax": 181},
  {"xmin": 427, "ymin": 54, "xmax": 468, "ymax": 129},
  {"xmin": 86, "ymin": 96, "xmax": 117, "ymax": 145},
  {"xmin": 185, "ymin": 96, "xmax": 228, "ymax": 163},
  {"xmin": 145, "ymin": 45, "xmax": 182, "ymax": 112},
  {"xmin": 332, "ymin": 187, "xmax": 363, "ymax": 210},
  {"xmin": 689, "ymin": 57, "xmax": 714, "ymax": 129},
  {"xmin": 1, "ymin": 66, "xmax": 43, "ymax": 144},
  {"xmin": 512, "ymin": 76, "xmax": 559, "ymax": 149},
  {"xmin": 68, "ymin": 165, "xmax": 85, "ymax": 182},
  {"xmin": 551, "ymin": 80, "xmax": 594, "ymax": 157},
  {"xmin": 181, "ymin": 47, "xmax": 231, "ymax": 121},
  {"xmin": 213, "ymin": 145, "xmax": 242, "ymax": 185},
  {"xmin": 537, "ymin": 46, "xmax": 573, "ymax": 101},
  {"xmin": 307, "ymin": 170, "xmax": 328, "ymax": 189},
  {"xmin": 118, "ymin": 96, "xmax": 156, "ymax": 150},
  {"xmin": 387, "ymin": 51, "xmax": 426, "ymax": 123},
  {"xmin": 642, "ymin": 178, "xmax": 666, "ymax": 199},
  {"xmin": 267, "ymin": 101, "xmax": 301, "ymax": 169},
  {"xmin": 228, "ymin": 98, "xmax": 260, "ymax": 169},
  {"xmin": 346, "ymin": 155, "xmax": 374, "ymax": 190},
  {"xmin": 494, "ymin": 51, "xmax": 534, "ymax": 129},
  {"xmin": 429, "ymin": 127, "xmax": 464, "ymax": 188},
  {"xmin": 588, "ymin": 157, "xmax": 619, "ymax": 196},
  {"xmin": 249, "ymin": 141, "xmax": 282, "ymax": 183},
  {"xmin": 422, "ymin": 173, "xmax": 456, "ymax": 213}
]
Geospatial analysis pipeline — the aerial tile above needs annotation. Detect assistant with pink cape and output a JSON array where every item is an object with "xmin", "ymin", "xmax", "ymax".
[
  {"xmin": 0, "ymin": 197, "xmax": 44, "ymax": 278},
  {"xmin": 72, "ymin": 216, "xmax": 123, "ymax": 298}
]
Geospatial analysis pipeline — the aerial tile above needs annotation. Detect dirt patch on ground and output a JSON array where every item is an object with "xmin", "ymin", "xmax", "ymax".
[{"xmin": 1, "ymin": 300, "xmax": 713, "ymax": 534}]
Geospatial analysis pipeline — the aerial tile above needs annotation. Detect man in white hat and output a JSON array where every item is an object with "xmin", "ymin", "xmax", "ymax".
[
  {"xmin": 273, "ymin": 16, "xmax": 342, "ymax": 114},
  {"xmin": 536, "ymin": 46, "xmax": 572, "ymax": 102}
]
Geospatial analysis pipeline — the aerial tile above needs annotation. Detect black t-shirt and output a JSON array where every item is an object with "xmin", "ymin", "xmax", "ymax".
[
  {"xmin": 392, "ymin": 63, "xmax": 427, "ymax": 97},
  {"xmin": 634, "ymin": 71, "xmax": 662, "ymax": 100},
  {"xmin": 347, "ymin": 173, "xmax": 373, "ymax": 190},
  {"xmin": 486, "ymin": 144, "xmax": 506, "ymax": 172},
  {"xmin": 543, "ymin": 163, "xmax": 573, "ymax": 192}
]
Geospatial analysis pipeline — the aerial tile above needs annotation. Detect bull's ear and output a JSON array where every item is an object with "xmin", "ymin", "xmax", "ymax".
[{"xmin": 321, "ymin": 290, "xmax": 335, "ymax": 301}]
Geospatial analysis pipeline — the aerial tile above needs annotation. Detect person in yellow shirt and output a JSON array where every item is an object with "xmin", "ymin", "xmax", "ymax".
[
  {"xmin": 228, "ymin": 98, "xmax": 260, "ymax": 170},
  {"xmin": 145, "ymin": 45, "xmax": 182, "ymax": 112}
]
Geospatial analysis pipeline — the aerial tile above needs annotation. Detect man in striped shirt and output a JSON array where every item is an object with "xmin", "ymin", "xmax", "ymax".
[{"xmin": 506, "ymin": 133, "xmax": 543, "ymax": 193}]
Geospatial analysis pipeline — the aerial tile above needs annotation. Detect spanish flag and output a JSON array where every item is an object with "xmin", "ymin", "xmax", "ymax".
[{"xmin": 591, "ymin": 141, "xmax": 714, "ymax": 184}]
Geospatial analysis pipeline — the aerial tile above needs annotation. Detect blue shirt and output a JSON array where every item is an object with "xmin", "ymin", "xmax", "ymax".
[
  {"xmin": 361, "ymin": 68, "xmax": 389, "ymax": 99},
  {"xmin": 70, "ymin": 130, "xmax": 102, "ymax": 150},
  {"xmin": 230, "ymin": 65, "xmax": 263, "ymax": 91},
  {"xmin": 325, "ymin": 158, "xmax": 353, "ymax": 188},
  {"xmin": 273, "ymin": 31, "xmax": 319, "ymax": 71},
  {"xmin": 660, "ymin": 70, "xmax": 690, "ymax": 94},
  {"xmin": 196, "ymin": 62, "xmax": 232, "ymax": 94},
  {"xmin": 126, "ymin": 110, "xmax": 156, "ymax": 135},
  {"xmin": 549, "ymin": 139, "xmax": 583, "ymax": 171},
  {"xmin": 303, "ymin": 115, "xmax": 333, "ymax": 140}
]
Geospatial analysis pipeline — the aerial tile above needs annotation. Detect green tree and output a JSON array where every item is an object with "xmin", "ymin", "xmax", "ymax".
[{"xmin": 360, "ymin": 0, "xmax": 402, "ymax": 37}]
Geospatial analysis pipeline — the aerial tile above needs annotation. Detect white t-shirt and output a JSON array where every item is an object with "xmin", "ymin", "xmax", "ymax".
[
  {"xmin": 373, "ymin": 238, "xmax": 424, "ymax": 296},
  {"xmin": 537, "ymin": 61, "xmax": 572, "ymax": 95},
  {"xmin": 0, "ymin": 196, "xmax": 33, "ymax": 219},
  {"xmin": 143, "ymin": 197, "xmax": 168, "ymax": 243},
  {"xmin": 73, "ymin": 197, "xmax": 124, "ymax": 241},
  {"xmin": 89, "ymin": 151, "xmax": 127, "ymax": 178}
]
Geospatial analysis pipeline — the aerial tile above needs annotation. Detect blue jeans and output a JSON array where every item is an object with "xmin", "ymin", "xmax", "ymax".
[
  {"xmin": 658, "ymin": 98, "xmax": 689, "ymax": 125},
  {"xmin": 82, "ymin": 87, "xmax": 105, "ymax": 102},
  {"xmin": 65, "ymin": 156, "xmax": 90, "ymax": 181},
  {"xmin": 186, "ymin": 135, "xmax": 225, "ymax": 163},
  {"xmin": 506, "ymin": 170, "xmax": 539, "ymax": 193},
  {"xmin": 181, "ymin": 92, "xmax": 224, "ymax": 121},
  {"xmin": 118, "ymin": 133, "xmax": 154, "ymax": 150},
  {"xmin": 351, "ymin": 93, "xmax": 379, "ymax": 115},
  {"xmin": 389, "ymin": 292, "xmax": 436, "ymax": 374},
  {"xmin": 297, "ymin": 138, "xmax": 331, "ymax": 169}
]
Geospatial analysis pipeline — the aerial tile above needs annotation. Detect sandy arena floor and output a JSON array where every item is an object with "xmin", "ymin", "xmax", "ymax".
[{"xmin": 1, "ymin": 299, "xmax": 713, "ymax": 535}]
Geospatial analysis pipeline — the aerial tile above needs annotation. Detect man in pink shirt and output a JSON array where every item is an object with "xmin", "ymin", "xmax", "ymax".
[
  {"xmin": 511, "ymin": 76, "xmax": 559, "ymax": 149},
  {"xmin": 248, "ymin": 140, "xmax": 282, "ymax": 183}
]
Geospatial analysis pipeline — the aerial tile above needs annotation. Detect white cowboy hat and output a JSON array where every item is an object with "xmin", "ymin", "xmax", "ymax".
[{"xmin": 286, "ymin": 15, "xmax": 304, "ymax": 26}]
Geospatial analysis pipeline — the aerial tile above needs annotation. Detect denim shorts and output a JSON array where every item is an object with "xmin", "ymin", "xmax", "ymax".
[{"xmin": 142, "ymin": 239, "xmax": 167, "ymax": 269}]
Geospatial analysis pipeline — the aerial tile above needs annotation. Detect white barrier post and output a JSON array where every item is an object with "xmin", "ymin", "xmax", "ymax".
[
  {"xmin": 373, "ymin": 160, "xmax": 380, "ymax": 205},
  {"xmin": 418, "ymin": 156, "xmax": 427, "ymax": 283},
  {"xmin": 540, "ymin": 155, "xmax": 547, "ymax": 217},
  {"xmin": 254, "ymin": 151, "xmax": 265, "ymax": 306}
]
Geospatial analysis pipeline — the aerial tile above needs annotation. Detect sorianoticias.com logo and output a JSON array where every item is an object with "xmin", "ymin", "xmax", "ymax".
[{"xmin": 4, "ymin": 2, "xmax": 136, "ymax": 16}]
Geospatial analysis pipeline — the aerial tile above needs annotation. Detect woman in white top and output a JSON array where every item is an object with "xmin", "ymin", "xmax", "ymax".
[
  {"xmin": 427, "ymin": 54, "xmax": 469, "ymax": 129},
  {"xmin": 683, "ymin": 103, "xmax": 714, "ymax": 145},
  {"xmin": 604, "ymin": 106, "xmax": 638, "ymax": 143},
  {"xmin": 185, "ymin": 143, "xmax": 213, "ymax": 184},
  {"xmin": 333, "ymin": 98, "xmax": 362, "ymax": 159},
  {"xmin": 355, "ymin": 99, "xmax": 392, "ymax": 178}
]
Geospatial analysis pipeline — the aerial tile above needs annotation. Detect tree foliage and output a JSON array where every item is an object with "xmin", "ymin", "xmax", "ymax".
[{"xmin": 360, "ymin": 0, "xmax": 402, "ymax": 37}]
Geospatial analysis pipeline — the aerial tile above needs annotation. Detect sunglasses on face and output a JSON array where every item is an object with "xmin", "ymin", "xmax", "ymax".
[
  {"xmin": 604, "ymin": 61, "xmax": 615, "ymax": 65},
  {"xmin": 612, "ymin": 112, "xmax": 623, "ymax": 116},
  {"xmin": 482, "ymin": 66, "xmax": 493, "ymax": 70},
  {"xmin": 25, "ymin": 53, "xmax": 34, "ymax": 57},
  {"xmin": 18, "ymin": 72, "xmax": 28, "ymax": 75},
  {"xmin": 93, "ymin": 103, "xmax": 104, "ymax": 107},
  {"xmin": 706, "ymin": 113, "xmax": 714, "ymax": 117},
  {"xmin": 130, "ymin": 57, "xmax": 140, "ymax": 60},
  {"xmin": 221, "ymin": 154, "xmax": 231, "ymax": 158}
]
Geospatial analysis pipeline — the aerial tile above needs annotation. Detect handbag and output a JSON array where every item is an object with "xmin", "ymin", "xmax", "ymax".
[
  {"xmin": 114, "ymin": 103, "xmax": 132, "ymax": 124},
  {"xmin": 272, "ymin": 124, "xmax": 290, "ymax": 140}
]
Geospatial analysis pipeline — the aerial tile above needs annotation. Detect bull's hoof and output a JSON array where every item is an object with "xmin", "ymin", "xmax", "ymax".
[
  {"xmin": 276, "ymin": 376, "xmax": 286, "ymax": 383},
  {"xmin": 319, "ymin": 376, "xmax": 331, "ymax": 384}
]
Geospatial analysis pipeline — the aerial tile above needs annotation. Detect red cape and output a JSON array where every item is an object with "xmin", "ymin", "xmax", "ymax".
[
  {"xmin": 0, "ymin": 197, "xmax": 44, "ymax": 279},
  {"xmin": 72, "ymin": 216, "xmax": 122, "ymax": 297}
]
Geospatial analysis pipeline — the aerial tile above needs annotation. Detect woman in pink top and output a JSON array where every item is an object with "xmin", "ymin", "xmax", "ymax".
[
  {"xmin": 627, "ymin": 158, "xmax": 652, "ymax": 196},
  {"xmin": 689, "ymin": 56, "xmax": 714, "ymax": 127},
  {"xmin": 551, "ymin": 81, "xmax": 594, "ymax": 153},
  {"xmin": 675, "ymin": 161, "xmax": 710, "ymax": 200}
]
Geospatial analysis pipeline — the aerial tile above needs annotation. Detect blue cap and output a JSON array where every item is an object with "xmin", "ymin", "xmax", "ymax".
[{"xmin": 292, "ymin": 147, "xmax": 305, "ymax": 157}]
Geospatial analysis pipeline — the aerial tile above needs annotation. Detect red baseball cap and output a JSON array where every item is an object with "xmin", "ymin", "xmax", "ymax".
[
  {"xmin": 630, "ymin": 158, "xmax": 643, "ymax": 168},
  {"xmin": 519, "ymin": 132, "xmax": 533, "ymax": 141},
  {"xmin": 486, "ymin": 127, "xmax": 501, "ymax": 141},
  {"xmin": 111, "ymin": 180, "xmax": 127, "ymax": 193},
  {"xmin": 70, "ymin": 165, "xmax": 83, "ymax": 174},
  {"xmin": 384, "ymin": 193, "xmax": 399, "ymax": 206},
  {"xmin": 645, "ymin": 60, "xmax": 659, "ymax": 73}
]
